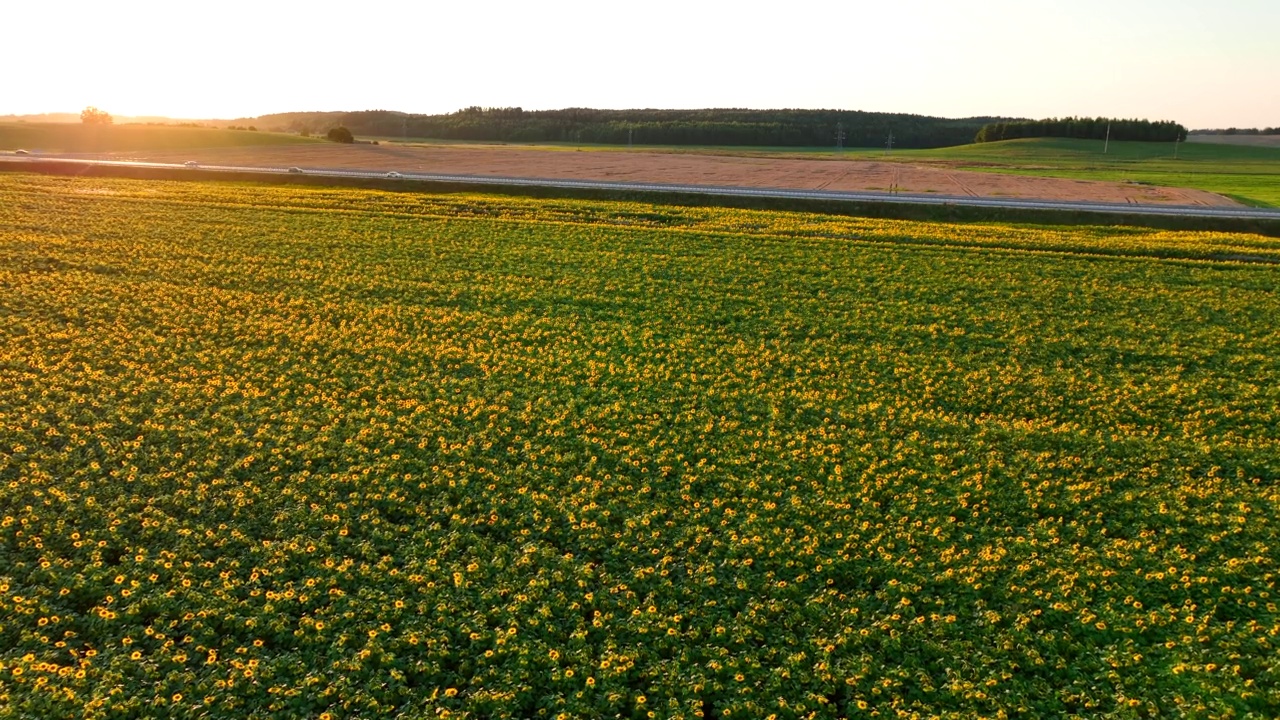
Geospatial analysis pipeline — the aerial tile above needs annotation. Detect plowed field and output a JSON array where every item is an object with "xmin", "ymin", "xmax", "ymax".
[{"xmin": 88, "ymin": 143, "xmax": 1237, "ymax": 206}]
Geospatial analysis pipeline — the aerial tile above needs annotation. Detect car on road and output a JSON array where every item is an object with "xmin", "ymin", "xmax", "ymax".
[
  {"xmin": 287, "ymin": 167, "xmax": 303, "ymax": 174},
  {"xmin": 184, "ymin": 160, "xmax": 199, "ymax": 168},
  {"xmin": 14, "ymin": 149, "xmax": 29, "ymax": 155},
  {"xmin": 386, "ymin": 171, "xmax": 403, "ymax": 179}
]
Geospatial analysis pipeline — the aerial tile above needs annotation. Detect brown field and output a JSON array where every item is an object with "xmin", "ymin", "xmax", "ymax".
[
  {"xmin": 1186, "ymin": 134, "xmax": 1280, "ymax": 148},
  {"xmin": 85, "ymin": 143, "xmax": 1237, "ymax": 206}
]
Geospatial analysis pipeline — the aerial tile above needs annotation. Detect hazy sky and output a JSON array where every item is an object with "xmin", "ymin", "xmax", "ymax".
[{"xmin": 6, "ymin": 0, "xmax": 1277, "ymax": 128}]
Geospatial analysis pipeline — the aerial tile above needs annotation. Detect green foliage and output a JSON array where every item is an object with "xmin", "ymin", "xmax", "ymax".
[
  {"xmin": 1, "ymin": 174, "xmax": 1279, "ymax": 718},
  {"xmin": 326, "ymin": 126, "xmax": 355, "ymax": 144},
  {"xmin": 257, "ymin": 108, "xmax": 1019, "ymax": 149},
  {"xmin": 909, "ymin": 137, "xmax": 1280, "ymax": 208},
  {"xmin": 975, "ymin": 117, "xmax": 1186, "ymax": 143}
]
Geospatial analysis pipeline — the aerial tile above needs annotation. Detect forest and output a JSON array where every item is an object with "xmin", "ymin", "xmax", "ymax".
[
  {"xmin": 249, "ymin": 108, "xmax": 1015, "ymax": 149},
  {"xmin": 974, "ymin": 117, "xmax": 1188, "ymax": 143}
]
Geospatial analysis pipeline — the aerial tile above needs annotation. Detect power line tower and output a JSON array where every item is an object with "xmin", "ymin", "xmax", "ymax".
[
  {"xmin": 885, "ymin": 130, "xmax": 894, "ymax": 156},
  {"xmin": 835, "ymin": 122, "xmax": 846, "ymax": 152}
]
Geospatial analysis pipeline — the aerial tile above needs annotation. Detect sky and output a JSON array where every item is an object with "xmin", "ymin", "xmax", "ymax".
[{"xmin": 5, "ymin": 0, "xmax": 1278, "ymax": 128}]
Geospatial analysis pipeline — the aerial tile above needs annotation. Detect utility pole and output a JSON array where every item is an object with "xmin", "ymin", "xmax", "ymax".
[
  {"xmin": 885, "ymin": 130, "xmax": 894, "ymax": 156},
  {"xmin": 628, "ymin": 126, "xmax": 633, "ymax": 149},
  {"xmin": 1104, "ymin": 121, "xmax": 1111, "ymax": 155},
  {"xmin": 1174, "ymin": 134, "xmax": 1180, "ymax": 160},
  {"xmin": 835, "ymin": 122, "xmax": 845, "ymax": 152}
]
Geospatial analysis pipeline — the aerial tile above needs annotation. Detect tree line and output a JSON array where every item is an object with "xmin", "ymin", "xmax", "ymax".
[
  {"xmin": 974, "ymin": 117, "xmax": 1188, "ymax": 143},
  {"xmin": 1190, "ymin": 127, "xmax": 1280, "ymax": 136},
  {"xmin": 249, "ymin": 108, "xmax": 1018, "ymax": 149}
]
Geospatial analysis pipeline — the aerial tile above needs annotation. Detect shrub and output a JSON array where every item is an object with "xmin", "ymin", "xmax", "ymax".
[{"xmin": 80, "ymin": 106, "xmax": 113, "ymax": 125}]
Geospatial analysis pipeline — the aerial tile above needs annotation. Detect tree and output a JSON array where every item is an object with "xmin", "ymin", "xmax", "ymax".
[
  {"xmin": 326, "ymin": 126, "xmax": 354, "ymax": 144},
  {"xmin": 81, "ymin": 107, "xmax": 113, "ymax": 125}
]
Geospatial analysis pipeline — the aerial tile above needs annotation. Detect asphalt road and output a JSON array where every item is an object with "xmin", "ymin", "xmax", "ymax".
[{"xmin": 4, "ymin": 154, "xmax": 1279, "ymax": 221}]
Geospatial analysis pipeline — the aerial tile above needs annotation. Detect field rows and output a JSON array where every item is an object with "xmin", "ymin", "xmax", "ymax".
[{"xmin": 1, "ymin": 174, "xmax": 1278, "ymax": 718}]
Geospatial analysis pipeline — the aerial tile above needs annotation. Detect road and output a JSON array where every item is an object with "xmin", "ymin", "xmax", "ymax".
[{"xmin": 3, "ymin": 154, "xmax": 1279, "ymax": 221}]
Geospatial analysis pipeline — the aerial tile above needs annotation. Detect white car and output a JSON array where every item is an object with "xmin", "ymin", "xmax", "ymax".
[
  {"xmin": 386, "ymin": 171, "xmax": 403, "ymax": 179},
  {"xmin": 14, "ymin": 149, "xmax": 29, "ymax": 155},
  {"xmin": 287, "ymin": 167, "xmax": 303, "ymax": 174},
  {"xmin": 184, "ymin": 160, "xmax": 199, "ymax": 168}
]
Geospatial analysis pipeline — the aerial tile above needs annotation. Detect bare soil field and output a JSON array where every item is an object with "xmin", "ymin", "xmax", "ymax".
[
  {"xmin": 1186, "ymin": 135, "xmax": 1280, "ymax": 148},
  {"xmin": 88, "ymin": 143, "xmax": 1237, "ymax": 207}
]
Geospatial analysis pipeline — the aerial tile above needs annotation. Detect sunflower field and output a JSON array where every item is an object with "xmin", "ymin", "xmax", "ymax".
[{"xmin": 1, "ymin": 173, "xmax": 1278, "ymax": 718}]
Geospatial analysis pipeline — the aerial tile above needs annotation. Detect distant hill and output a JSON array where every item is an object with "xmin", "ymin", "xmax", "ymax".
[
  {"xmin": 243, "ymin": 108, "xmax": 1024, "ymax": 150},
  {"xmin": 0, "ymin": 113, "xmax": 219, "ymax": 125},
  {"xmin": 0, "ymin": 113, "xmax": 82, "ymax": 123},
  {"xmin": 0, "ymin": 123, "xmax": 316, "ymax": 153},
  {"xmin": 1191, "ymin": 127, "xmax": 1279, "ymax": 136}
]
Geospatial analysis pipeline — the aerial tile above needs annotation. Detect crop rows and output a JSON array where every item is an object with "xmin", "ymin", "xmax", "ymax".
[{"xmin": 1, "ymin": 174, "xmax": 1278, "ymax": 718}]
